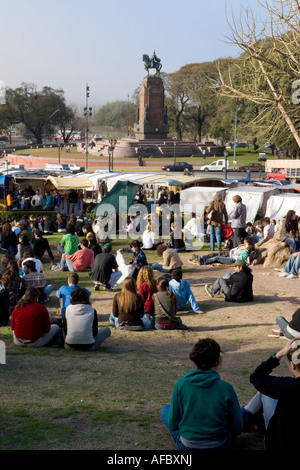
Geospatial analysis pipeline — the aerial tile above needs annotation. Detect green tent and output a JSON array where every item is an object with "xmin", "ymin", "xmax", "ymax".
[{"xmin": 92, "ymin": 180, "xmax": 140, "ymax": 216}]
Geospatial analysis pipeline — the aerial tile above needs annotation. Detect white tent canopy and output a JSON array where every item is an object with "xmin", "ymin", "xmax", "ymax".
[
  {"xmin": 180, "ymin": 186, "xmax": 227, "ymax": 216},
  {"xmin": 225, "ymin": 186, "xmax": 279, "ymax": 224},
  {"xmin": 265, "ymin": 194, "xmax": 300, "ymax": 220}
]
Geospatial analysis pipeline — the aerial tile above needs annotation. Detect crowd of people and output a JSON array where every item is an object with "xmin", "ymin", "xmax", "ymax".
[{"xmin": 1, "ymin": 188, "xmax": 300, "ymax": 451}]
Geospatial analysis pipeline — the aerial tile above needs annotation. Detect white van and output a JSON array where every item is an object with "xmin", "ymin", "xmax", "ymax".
[
  {"xmin": 44, "ymin": 163, "xmax": 72, "ymax": 172},
  {"xmin": 199, "ymin": 159, "xmax": 229, "ymax": 172}
]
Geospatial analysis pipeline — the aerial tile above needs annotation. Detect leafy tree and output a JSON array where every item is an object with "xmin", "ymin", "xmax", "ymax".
[
  {"xmin": 0, "ymin": 83, "xmax": 76, "ymax": 143},
  {"xmin": 95, "ymin": 100, "xmax": 136, "ymax": 128}
]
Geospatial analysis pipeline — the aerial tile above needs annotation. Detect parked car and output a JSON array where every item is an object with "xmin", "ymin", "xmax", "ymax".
[
  {"xmin": 237, "ymin": 163, "xmax": 265, "ymax": 172},
  {"xmin": 162, "ymin": 162, "xmax": 193, "ymax": 172},
  {"xmin": 266, "ymin": 170, "xmax": 286, "ymax": 180},
  {"xmin": 68, "ymin": 163, "xmax": 84, "ymax": 173},
  {"xmin": 199, "ymin": 159, "xmax": 229, "ymax": 172}
]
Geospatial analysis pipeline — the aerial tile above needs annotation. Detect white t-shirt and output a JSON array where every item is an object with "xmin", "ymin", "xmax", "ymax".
[
  {"xmin": 22, "ymin": 257, "xmax": 43, "ymax": 273},
  {"xmin": 142, "ymin": 230, "xmax": 156, "ymax": 249},
  {"xmin": 263, "ymin": 224, "xmax": 275, "ymax": 239}
]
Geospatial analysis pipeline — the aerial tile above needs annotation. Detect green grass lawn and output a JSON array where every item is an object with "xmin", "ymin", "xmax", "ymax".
[{"xmin": 0, "ymin": 223, "xmax": 266, "ymax": 451}]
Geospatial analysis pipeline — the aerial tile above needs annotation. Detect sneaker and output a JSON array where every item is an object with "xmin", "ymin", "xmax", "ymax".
[
  {"xmin": 105, "ymin": 285, "xmax": 113, "ymax": 292},
  {"xmin": 287, "ymin": 273, "xmax": 298, "ymax": 279},
  {"xmin": 279, "ymin": 272, "xmax": 289, "ymax": 277},
  {"xmin": 93, "ymin": 285, "xmax": 100, "ymax": 291},
  {"xmin": 205, "ymin": 284, "xmax": 214, "ymax": 298}
]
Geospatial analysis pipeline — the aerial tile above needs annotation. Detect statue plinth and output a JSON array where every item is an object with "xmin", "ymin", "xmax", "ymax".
[{"xmin": 134, "ymin": 75, "xmax": 169, "ymax": 141}]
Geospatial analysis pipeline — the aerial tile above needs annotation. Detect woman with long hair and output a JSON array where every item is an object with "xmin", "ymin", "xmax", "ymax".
[
  {"xmin": 278, "ymin": 209, "xmax": 300, "ymax": 253},
  {"xmin": 11, "ymin": 287, "xmax": 60, "ymax": 347},
  {"xmin": 2, "ymin": 259, "xmax": 25, "ymax": 311},
  {"xmin": 0, "ymin": 222, "xmax": 18, "ymax": 258},
  {"xmin": 109, "ymin": 277, "xmax": 145, "ymax": 330},
  {"xmin": 153, "ymin": 277, "xmax": 187, "ymax": 330},
  {"xmin": 63, "ymin": 287, "xmax": 110, "ymax": 350},
  {"xmin": 160, "ymin": 338, "xmax": 243, "ymax": 450},
  {"xmin": 136, "ymin": 266, "xmax": 157, "ymax": 328}
]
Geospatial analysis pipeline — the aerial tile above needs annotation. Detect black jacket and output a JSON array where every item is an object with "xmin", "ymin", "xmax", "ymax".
[
  {"xmin": 225, "ymin": 270, "xmax": 253, "ymax": 303},
  {"xmin": 250, "ymin": 355, "xmax": 300, "ymax": 450},
  {"xmin": 89, "ymin": 253, "xmax": 118, "ymax": 285}
]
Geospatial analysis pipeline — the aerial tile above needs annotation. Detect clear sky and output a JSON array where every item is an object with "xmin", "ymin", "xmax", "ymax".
[{"xmin": 2, "ymin": 0, "xmax": 267, "ymax": 110}]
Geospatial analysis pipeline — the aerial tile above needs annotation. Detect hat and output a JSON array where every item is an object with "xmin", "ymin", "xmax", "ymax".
[
  {"xmin": 232, "ymin": 259, "xmax": 246, "ymax": 267},
  {"xmin": 103, "ymin": 242, "xmax": 112, "ymax": 252}
]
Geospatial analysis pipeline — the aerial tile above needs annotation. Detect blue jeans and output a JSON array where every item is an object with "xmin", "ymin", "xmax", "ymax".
[
  {"xmin": 150, "ymin": 263, "xmax": 172, "ymax": 273},
  {"xmin": 210, "ymin": 225, "xmax": 222, "ymax": 251},
  {"xmin": 59, "ymin": 257, "xmax": 75, "ymax": 272},
  {"xmin": 284, "ymin": 237, "xmax": 297, "ymax": 253},
  {"xmin": 204, "ymin": 256, "xmax": 236, "ymax": 265},
  {"xmin": 44, "ymin": 285, "xmax": 54, "ymax": 298},
  {"xmin": 244, "ymin": 392, "xmax": 278, "ymax": 429},
  {"xmin": 283, "ymin": 253, "xmax": 300, "ymax": 276}
]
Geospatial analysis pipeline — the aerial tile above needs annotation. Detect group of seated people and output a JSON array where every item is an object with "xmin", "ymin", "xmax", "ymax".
[{"xmin": 2, "ymin": 205, "xmax": 300, "ymax": 452}]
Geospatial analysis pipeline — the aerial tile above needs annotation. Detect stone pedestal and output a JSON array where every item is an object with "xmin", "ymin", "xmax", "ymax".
[{"xmin": 134, "ymin": 75, "xmax": 169, "ymax": 140}]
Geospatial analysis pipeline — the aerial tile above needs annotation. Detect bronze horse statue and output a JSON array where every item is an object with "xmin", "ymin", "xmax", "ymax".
[{"xmin": 143, "ymin": 52, "xmax": 162, "ymax": 75}]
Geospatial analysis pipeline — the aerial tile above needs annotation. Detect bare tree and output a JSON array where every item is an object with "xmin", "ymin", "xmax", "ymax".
[{"xmin": 218, "ymin": 0, "xmax": 300, "ymax": 150}]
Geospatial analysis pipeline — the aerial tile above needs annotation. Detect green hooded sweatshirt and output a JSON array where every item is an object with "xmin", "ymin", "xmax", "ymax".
[{"xmin": 167, "ymin": 369, "xmax": 243, "ymax": 442}]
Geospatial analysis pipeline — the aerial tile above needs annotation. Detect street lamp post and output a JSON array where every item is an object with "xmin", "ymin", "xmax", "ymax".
[
  {"xmin": 223, "ymin": 149, "xmax": 228, "ymax": 180},
  {"xmin": 233, "ymin": 107, "xmax": 241, "ymax": 169},
  {"xmin": 108, "ymin": 138, "xmax": 116, "ymax": 172},
  {"xmin": 173, "ymin": 141, "xmax": 176, "ymax": 164},
  {"xmin": 84, "ymin": 84, "xmax": 92, "ymax": 170},
  {"xmin": 44, "ymin": 108, "xmax": 60, "ymax": 145}
]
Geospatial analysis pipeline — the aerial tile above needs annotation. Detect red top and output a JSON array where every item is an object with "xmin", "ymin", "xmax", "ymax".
[
  {"xmin": 11, "ymin": 300, "xmax": 51, "ymax": 341},
  {"xmin": 138, "ymin": 282, "xmax": 157, "ymax": 315},
  {"xmin": 63, "ymin": 247, "xmax": 94, "ymax": 271}
]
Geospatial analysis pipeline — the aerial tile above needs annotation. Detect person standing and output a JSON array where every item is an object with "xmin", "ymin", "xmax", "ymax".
[
  {"xmin": 205, "ymin": 194, "xmax": 228, "ymax": 251},
  {"xmin": 230, "ymin": 195, "xmax": 247, "ymax": 248},
  {"xmin": 31, "ymin": 189, "xmax": 45, "ymax": 211}
]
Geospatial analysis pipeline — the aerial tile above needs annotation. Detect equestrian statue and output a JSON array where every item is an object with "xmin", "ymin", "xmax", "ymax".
[{"xmin": 142, "ymin": 51, "xmax": 162, "ymax": 75}]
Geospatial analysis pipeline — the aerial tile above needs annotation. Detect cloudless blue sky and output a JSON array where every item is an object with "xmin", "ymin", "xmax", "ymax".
[{"xmin": 2, "ymin": 0, "xmax": 267, "ymax": 109}]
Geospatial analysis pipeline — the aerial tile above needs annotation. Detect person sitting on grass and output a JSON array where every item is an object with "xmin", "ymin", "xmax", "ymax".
[
  {"xmin": 21, "ymin": 248, "xmax": 43, "ymax": 273},
  {"xmin": 59, "ymin": 238, "xmax": 94, "ymax": 272},
  {"xmin": 90, "ymin": 242, "xmax": 122, "ymax": 292},
  {"xmin": 0, "ymin": 272, "xmax": 10, "ymax": 326},
  {"xmin": 11, "ymin": 287, "xmax": 60, "ymax": 348},
  {"xmin": 32, "ymin": 229, "xmax": 55, "ymax": 263},
  {"xmin": 160, "ymin": 338, "xmax": 243, "ymax": 450},
  {"xmin": 241, "ymin": 339, "xmax": 300, "ymax": 450},
  {"xmin": 15, "ymin": 233, "xmax": 31, "ymax": 262},
  {"xmin": 278, "ymin": 250, "xmax": 300, "ymax": 279},
  {"xmin": 153, "ymin": 277, "xmax": 188, "ymax": 330},
  {"xmin": 269, "ymin": 308, "xmax": 300, "ymax": 339},
  {"xmin": 150, "ymin": 243, "xmax": 183, "ymax": 275},
  {"xmin": 2, "ymin": 259, "xmax": 26, "ymax": 312},
  {"xmin": 169, "ymin": 269, "xmax": 204, "ymax": 314},
  {"xmin": 63, "ymin": 287, "xmax": 111, "ymax": 351},
  {"xmin": 205, "ymin": 259, "xmax": 253, "ymax": 303},
  {"xmin": 195, "ymin": 236, "xmax": 253, "ymax": 266},
  {"xmin": 109, "ymin": 277, "xmax": 145, "ymax": 331},
  {"xmin": 57, "ymin": 223, "xmax": 79, "ymax": 255},
  {"xmin": 136, "ymin": 265, "xmax": 157, "ymax": 329},
  {"xmin": 56, "ymin": 272, "xmax": 91, "ymax": 318},
  {"xmin": 119, "ymin": 240, "xmax": 148, "ymax": 280},
  {"xmin": 21, "ymin": 260, "xmax": 54, "ymax": 303}
]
